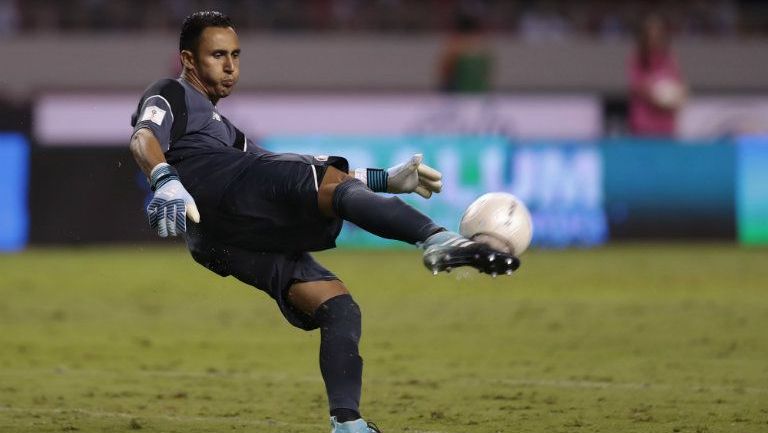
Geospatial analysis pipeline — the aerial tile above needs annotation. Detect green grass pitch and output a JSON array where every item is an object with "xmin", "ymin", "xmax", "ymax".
[{"xmin": 0, "ymin": 244, "xmax": 766, "ymax": 433}]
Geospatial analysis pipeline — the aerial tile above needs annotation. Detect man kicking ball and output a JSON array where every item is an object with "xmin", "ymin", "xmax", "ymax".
[{"xmin": 129, "ymin": 10, "xmax": 519, "ymax": 433}]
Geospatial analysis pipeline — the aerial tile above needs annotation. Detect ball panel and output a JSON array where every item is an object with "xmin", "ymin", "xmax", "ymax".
[{"xmin": 460, "ymin": 192, "xmax": 533, "ymax": 256}]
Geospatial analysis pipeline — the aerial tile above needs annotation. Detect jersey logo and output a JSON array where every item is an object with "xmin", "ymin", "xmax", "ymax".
[
  {"xmin": 314, "ymin": 155, "xmax": 329, "ymax": 162},
  {"xmin": 212, "ymin": 112, "xmax": 222, "ymax": 121},
  {"xmin": 140, "ymin": 105, "xmax": 166, "ymax": 126}
]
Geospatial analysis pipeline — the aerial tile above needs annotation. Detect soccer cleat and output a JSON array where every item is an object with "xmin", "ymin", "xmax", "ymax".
[
  {"xmin": 330, "ymin": 417, "xmax": 382, "ymax": 433},
  {"xmin": 421, "ymin": 231, "xmax": 520, "ymax": 276}
]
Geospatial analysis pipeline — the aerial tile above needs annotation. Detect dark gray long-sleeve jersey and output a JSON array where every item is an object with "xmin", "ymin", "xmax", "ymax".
[
  {"xmin": 130, "ymin": 77, "xmax": 271, "ymax": 207},
  {"xmin": 131, "ymin": 77, "xmax": 249, "ymax": 153}
]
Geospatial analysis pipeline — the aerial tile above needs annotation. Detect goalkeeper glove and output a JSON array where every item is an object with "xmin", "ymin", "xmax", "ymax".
[
  {"xmin": 355, "ymin": 154, "xmax": 443, "ymax": 198},
  {"xmin": 146, "ymin": 163, "xmax": 200, "ymax": 237}
]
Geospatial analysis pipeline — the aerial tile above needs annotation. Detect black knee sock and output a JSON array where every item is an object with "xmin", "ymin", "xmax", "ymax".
[
  {"xmin": 315, "ymin": 294, "xmax": 363, "ymax": 418},
  {"xmin": 332, "ymin": 179, "xmax": 444, "ymax": 245}
]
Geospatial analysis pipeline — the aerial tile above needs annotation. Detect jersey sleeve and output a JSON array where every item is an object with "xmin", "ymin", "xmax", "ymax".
[{"xmin": 130, "ymin": 79, "xmax": 187, "ymax": 151}]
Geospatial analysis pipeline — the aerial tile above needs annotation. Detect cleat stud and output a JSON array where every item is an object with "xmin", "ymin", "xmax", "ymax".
[
  {"xmin": 429, "ymin": 258, "xmax": 437, "ymax": 265},
  {"xmin": 474, "ymin": 254, "xmax": 480, "ymax": 259},
  {"xmin": 488, "ymin": 253, "xmax": 496, "ymax": 262},
  {"xmin": 445, "ymin": 254, "xmax": 451, "ymax": 260},
  {"xmin": 491, "ymin": 272, "xmax": 497, "ymax": 278},
  {"xmin": 505, "ymin": 257, "xmax": 513, "ymax": 265},
  {"xmin": 432, "ymin": 268, "xmax": 438, "ymax": 276},
  {"xmin": 506, "ymin": 270, "xmax": 513, "ymax": 275}
]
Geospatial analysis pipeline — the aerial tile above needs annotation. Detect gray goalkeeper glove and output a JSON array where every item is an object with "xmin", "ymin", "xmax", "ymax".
[
  {"xmin": 355, "ymin": 154, "xmax": 443, "ymax": 198},
  {"xmin": 146, "ymin": 163, "xmax": 200, "ymax": 237}
]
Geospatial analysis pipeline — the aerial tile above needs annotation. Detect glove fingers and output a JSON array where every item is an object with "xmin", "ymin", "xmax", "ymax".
[
  {"xmin": 157, "ymin": 208, "xmax": 169, "ymax": 238},
  {"xmin": 168, "ymin": 204, "xmax": 178, "ymax": 237},
  {"xmin": 186, "ymin": 202, "xmax": 201, "ymax": 223},
  {"xmin": 414, "ymin": 185, "xmax": 432, "ymax": 199},
  {"xmin": 147, "ymin": 206, "xmax": 159, "ymax": 231},
  {"xmin": 171, "ymin": 203, "xmax": 187, "ymax": 236},
  {"xmin": 178, "ymin": 215, "xmax": 187, "ymax": 234},
  {"xmin": 175, "ymin": 204, "xmax": 187, "ymax": 235},
  {"xmin": 417, "ymin": 163, "xmax": 442, "ymax": 181},
  {"xmin": 409, "ymin": 153, "xmax": 423, "ymax": 167},
  {"xmin": 171, "ymin": 200, "xmax": 189, "ymax": 236},
  {"xmin": 420, "ymin": 178, "xmax": 443, "ymax": 193}
]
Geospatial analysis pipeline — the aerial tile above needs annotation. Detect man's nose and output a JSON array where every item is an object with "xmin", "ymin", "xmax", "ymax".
[{"xmin": 224, "ymin": 56, "xmax": 234, "ymax": 72}]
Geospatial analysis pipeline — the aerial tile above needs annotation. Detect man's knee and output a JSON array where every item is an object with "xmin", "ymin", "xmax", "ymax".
[
  {"xmin": 288, "ymin": 279, "xmax": 349, "ymax": 316},
  {"xmin": 329, "ymin": 178, "xmax": 370, "ymax": 218},
  {"xmin": 314, "ymin": 294, "xmax": 362, "ymax": 342}
]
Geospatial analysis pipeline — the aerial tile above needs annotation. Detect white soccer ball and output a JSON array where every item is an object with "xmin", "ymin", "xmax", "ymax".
[{"xmin": 459, "ymin": 192, "xmax": 533, "ymax": 256}]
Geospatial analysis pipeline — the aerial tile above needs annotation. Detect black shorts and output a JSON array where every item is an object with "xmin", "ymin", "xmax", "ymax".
[
  {"xmin": 192, "ymin": 152, "xmax": 349, "ymax": 253},
  {"xmin": 186, "ymin": 227, "xmax": 338, "ymax": 330},
  {"xmin": 178, "ymin": 151, "xmax": 349, "ymax": 330}
]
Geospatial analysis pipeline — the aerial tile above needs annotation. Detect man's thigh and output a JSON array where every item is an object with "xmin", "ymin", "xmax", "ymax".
[
  {"xmin": 187, "ymin": 233, "xmax": 339, "ymax": 330},
  {"xmin": 209, "ymin": 154, "xmax": 347, "ymax": 252}
]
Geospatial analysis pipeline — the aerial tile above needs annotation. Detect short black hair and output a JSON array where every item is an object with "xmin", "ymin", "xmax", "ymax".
[{"xmin": 179, "ymin": 11, "xmax": 234, "ymax": 53}]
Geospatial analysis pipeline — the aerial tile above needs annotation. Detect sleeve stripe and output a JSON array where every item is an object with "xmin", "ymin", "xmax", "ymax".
[{"xmin": 143, "ymin": 94, "xmax": 175, "ymax": 123}]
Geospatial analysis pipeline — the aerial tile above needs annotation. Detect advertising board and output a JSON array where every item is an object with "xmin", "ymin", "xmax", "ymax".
[{"xmin": 0, "ymin": 134, "xmax": 29, "ymax": 251}]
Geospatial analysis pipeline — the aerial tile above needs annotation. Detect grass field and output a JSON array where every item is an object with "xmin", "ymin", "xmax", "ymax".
[{"xmin": 0, "ymin": 244, "xmax": 766, "ymax": 433}]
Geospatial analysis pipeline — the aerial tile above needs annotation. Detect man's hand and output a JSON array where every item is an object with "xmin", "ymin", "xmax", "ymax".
[
  {"xmin": 386, "ymin": 154, "xmax": 443, "ymax": 198},
  {"xmin": 146, "ymin": 163, "xmax": 200, "ymax": 237}
]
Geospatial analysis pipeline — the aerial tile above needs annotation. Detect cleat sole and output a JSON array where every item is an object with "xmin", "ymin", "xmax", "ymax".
[{"xmin": 422, "ymin": 243, "xmax": 520, "ymax": 276}]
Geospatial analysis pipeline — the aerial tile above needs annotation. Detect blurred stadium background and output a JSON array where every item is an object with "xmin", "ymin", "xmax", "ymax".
[
  {"xmin": 1, "ymin": 1, "xmax": 767, "ymax": 432},
  {"xmin": 1, "ymin": 0, "xmax": 768, "ymax": 248}
]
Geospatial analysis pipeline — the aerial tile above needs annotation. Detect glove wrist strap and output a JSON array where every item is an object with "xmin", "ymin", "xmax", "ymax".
[
  {"xmin": 365, "ymin": 168, "xmax": 388, "ymax": 192},
  {"xmin": 149, "ymin": 163, "xmax": 180, "ymax": 192}
]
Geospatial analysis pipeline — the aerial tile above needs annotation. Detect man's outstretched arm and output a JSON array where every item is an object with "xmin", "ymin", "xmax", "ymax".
[{"xmin": 130, "ymin": 128, "xmax": 200, "ymax": 237}]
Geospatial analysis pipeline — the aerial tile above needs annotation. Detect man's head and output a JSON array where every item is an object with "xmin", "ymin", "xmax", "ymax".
[
  {"xmin": 179, "ymin": 11, "xmax": 240, "ymax": 103},
  {"xmin": 637, "ymin": 14, "xmax": 669, "ymax": 54}
]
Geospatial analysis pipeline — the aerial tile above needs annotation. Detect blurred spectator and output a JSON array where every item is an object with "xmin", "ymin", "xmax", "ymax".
[
  {"xmin": 438, "ymin": 10, "xmax": 493, "ymax": 93},
  {"xmin": 628, "ymin": 14, "xmax": 686, "ymax": 137}
]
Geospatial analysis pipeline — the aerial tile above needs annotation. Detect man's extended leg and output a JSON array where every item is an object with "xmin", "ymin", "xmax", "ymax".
[
  {"xmin": 318, "ymin": 166, "xmax": 442, "ymax": 244},
  {"xmin": 318, "ymin": 166, "xmax": 519, "ymax": 275}
]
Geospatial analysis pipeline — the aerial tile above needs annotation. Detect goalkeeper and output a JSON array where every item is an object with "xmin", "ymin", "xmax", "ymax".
[{"xmin": 129, "ymin": 11, "xmax": 518, "ymax": 433}]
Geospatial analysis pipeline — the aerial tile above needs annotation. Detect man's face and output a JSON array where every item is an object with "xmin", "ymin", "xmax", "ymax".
[
  {"xmin": 190, "ymin": 26, "xmax": 240, "ymax": 99},
  {"xmin": 642, "ymin": 17, "xmax": 667, "ymax": 52}
]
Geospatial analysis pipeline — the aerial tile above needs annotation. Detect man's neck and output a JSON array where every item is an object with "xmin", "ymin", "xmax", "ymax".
[{"xmin": 180, "ymin": 72, "xmax": 218, "ymax": 105}]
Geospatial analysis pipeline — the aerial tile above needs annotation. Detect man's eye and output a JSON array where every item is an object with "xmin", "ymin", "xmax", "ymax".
[{"xmin": 213, "ymin": 53, "xmax": 222, "ymax": 59}]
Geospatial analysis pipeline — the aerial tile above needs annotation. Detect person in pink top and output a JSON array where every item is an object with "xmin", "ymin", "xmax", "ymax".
[{"xmin": 628, "ymin": 14, "xmax": 687, "ymax": 137}]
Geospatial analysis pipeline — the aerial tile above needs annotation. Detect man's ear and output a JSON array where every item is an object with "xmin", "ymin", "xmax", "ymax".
[{"xmin": 180, "ymin": 50, "xmax": 195, "ymax": 70}]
